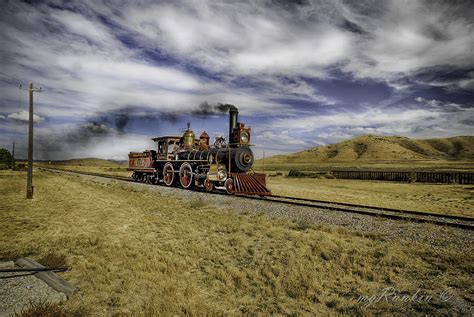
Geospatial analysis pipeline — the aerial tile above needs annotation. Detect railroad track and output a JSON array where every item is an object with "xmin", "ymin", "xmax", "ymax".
[
  {"xmin": 251, "ymin": 195, "xmax": 474, "ymax": 230},
  {"xmin": 39, "ymin": 167, "xmax": 474, "ymax": 230}
]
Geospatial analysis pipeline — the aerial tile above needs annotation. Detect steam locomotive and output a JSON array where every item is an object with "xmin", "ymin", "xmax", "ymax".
[{"xmin": 128, "ymin": 106, "xmax": 270, "ymax": 195}]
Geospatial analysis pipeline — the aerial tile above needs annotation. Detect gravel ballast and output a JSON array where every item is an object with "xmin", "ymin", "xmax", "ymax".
[{"xmin": 0, "ymin": 264, "xmax": 66, "ymax": 317}]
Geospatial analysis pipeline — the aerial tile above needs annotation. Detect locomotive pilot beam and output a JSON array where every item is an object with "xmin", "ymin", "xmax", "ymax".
[{"xmin": 128, "ymin": 106, "xmax": 271, "ymax": 196}]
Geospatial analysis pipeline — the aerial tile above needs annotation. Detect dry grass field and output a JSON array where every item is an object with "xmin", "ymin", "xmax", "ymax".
[
  {"xmin": 39, "ymin": 164, "xmax": 131, "ymax": 177},
  {"xmin": 266, "ymin": 176, "xmax": 474, "ymax": 217},
  {"xmin": 40, "ymin": 162, "xmax": 474, "ymax": 218},
  {"xmin": 253, "ymin": 160, "xmax": 474, "ymax": 172},
  {"xmin": 1, "ymin": 170, "xmax": 473, "ymax": 315}
]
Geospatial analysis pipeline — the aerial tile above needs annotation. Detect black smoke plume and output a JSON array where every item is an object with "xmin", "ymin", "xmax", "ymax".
[
  {"xmin": 32, "ymin": 104, "xmax": 233, "ymax": 160},
  {"xmin": 191, "ymin": 102, "xmax": 237, "ymax": 118},
  {"xmin": 34, "ymin": 122, "xmax": 116, "ymax": 160}
]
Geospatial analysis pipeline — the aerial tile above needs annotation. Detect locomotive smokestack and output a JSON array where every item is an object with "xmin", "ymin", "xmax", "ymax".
[{"xmin": 229, "ymin": 106, "xmax": 238, "ymax": 144}]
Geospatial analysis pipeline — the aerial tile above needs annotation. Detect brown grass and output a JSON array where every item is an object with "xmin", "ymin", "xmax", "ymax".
[
  {"xmin": 38, "ymin": 253, "xmax": 68, "ymax": 268},
  {"xmin": 254, "ymin": 160, "xmax": 474, "ymax": 172},
  {"xmin": 39, "ymin": 162, "xmax": 474, "ymax": 217},
  {"xmin": 17, "ymin": 301, "xmax": 86, "ymax": 317},
  {"xmin": 265, "ymin": 176, "xmax": 474, "ymax": 217},
  {"xmin": 1, "ymin": 170, "xmax": 472, "ymax": 315},
  {"xmin": 35, "ymin": 163, "xmax": 131, "ymax": 177}
]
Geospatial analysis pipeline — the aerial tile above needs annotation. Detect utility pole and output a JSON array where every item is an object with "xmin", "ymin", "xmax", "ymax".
[
  {"xmin": 11, "ymin": 142, "xmax": 15, "ymax": 170},
  {"xmin": 26, "ymin": 82, "xmax": 41, "ymax": 199}
]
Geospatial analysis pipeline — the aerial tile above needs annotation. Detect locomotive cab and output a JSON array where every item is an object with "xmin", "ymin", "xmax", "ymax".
[{"xmin": 154, "ymin": 136, "xmax": 182, "ymax": 160}]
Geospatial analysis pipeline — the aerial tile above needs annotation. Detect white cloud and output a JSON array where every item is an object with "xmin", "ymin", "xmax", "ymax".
[
  {"xmin": 0, "ymin": 0, "xmax": 472, "ymax": 158},
  {"xmin": 114, "ymin": 1, "xmax": 354, "ymax": 77},
  {"xmin": 270, "ymin": 108, "xmax": 439, "ymax": 133},
  {"xmin": 7, "ymin": 110, "xmax": 44, "ymax": 123},
  {"xmin": 341, "ymin": 1, "xmax": 474, "ymax": 80},
  {"xmin": 100, "ymin": 0, "xmax": 473, "ymax": 83},
  {"xmin": 255, "ymin": 100, "xmax": 474, "ymax": 151}
]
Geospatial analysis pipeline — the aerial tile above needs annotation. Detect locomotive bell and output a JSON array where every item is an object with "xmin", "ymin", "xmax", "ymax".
[{"xmin": 183, "ymin": 122, "xmax": 195, "ymax": 149}]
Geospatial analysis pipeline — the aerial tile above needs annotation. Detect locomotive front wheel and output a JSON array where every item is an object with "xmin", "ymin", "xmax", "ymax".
[
  {"xmin": 224, "ymin": 178, "xmax": 234, "ymax": 195},
  {"xmin": 179, "ymin": 163, "xmax": 193, "ymax": 189},
  {"xmin": 163, "ymin": 163, "xmax": 174, "ymax": 186},
  {"xmin": 204, "ymin": 179, "xmax": 213, "ymax": 192}
]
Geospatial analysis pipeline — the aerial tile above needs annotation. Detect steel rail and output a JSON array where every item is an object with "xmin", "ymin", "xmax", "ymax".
[
  {"xmin": 0, "ymin": 267, "xmax": 70, "ymax": 273},
  {"xmin": 268, "ymin": 194, "xmax": 474, "ymax": 222}
]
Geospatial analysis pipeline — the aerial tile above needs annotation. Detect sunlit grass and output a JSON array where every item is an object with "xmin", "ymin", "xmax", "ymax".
[
  {"xmin": 266, "ymin": 176, "xmax": 474, "ymax": 217},
  {"xmin": 40, "ymin": 162, "xmax": 474, "ymax": 217},
  {"xmin": 1, "ymin": 170, "xmax": 472, "ymax": 315}
]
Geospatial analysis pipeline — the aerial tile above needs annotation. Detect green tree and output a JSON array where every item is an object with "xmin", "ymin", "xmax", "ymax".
[{"xmin": 0, "ymin": 148, "xmax": 13, "ymax": 168}]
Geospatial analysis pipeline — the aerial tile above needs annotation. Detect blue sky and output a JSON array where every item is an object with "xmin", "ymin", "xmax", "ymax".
[{"xmin": 0, "ymin": 0, "xmax": 473, "ymax": 160}]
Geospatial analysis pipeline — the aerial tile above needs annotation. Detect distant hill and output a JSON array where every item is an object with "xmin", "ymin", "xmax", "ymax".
[
  {"xmin": 43, "ymin": 158, "xmax": 127, "ymax": 166},
  {"xmin": 263, "ymin": 135, "xmax": 474, "ymax": 163}
]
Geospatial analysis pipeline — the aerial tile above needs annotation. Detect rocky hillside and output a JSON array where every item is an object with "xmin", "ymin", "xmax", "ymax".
[{"xmin": 265, "ymin": 135, "xmax": 474, "ymax": 163}]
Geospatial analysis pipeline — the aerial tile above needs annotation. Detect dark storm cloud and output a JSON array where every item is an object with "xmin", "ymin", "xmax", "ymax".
[
  {"xmin": 94, "ymin": 109, "xmax": 130, "ymax": 133},
  {"xmin": 33, "ymin": 122, "xmax": 115, "ymax": 160},
  {"xmin": 114, "ymin": 113, "xmax": 129, "ymax": 131},
  {"xmin": 82, "ymin": 107, "xmax": 180, "ymax": 135}
]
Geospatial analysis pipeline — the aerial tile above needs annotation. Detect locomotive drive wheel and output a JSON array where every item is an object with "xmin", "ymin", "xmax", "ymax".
[
  {"xmin": 179, "ymin": 163, "xmax": 193, "ymax": 189},
  {"xmin": 224, "ymin": 178, "xmax": 234, "ymax": 194},
  {"xmin": 204, "ymin": 179, "xmax": 213, "ymax": 192},
  {"xmin": 163, "ymin": 163, "xmax": 174, "ymax": 186}
]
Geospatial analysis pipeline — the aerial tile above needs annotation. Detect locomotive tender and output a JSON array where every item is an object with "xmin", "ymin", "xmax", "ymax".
[{"xmin": 128, "ymin": 106, "xmax": 271, "ymax": 195}]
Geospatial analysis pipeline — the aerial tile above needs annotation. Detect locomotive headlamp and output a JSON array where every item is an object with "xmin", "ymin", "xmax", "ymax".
[{"xmin": 240, "ymin": 131, "xmax": 249, "ymax": 144}]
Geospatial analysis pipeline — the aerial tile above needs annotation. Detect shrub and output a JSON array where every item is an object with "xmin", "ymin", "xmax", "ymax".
[
  {"xmin": 294, "ymin": 215, "xmax": 313, "ymax": 230},
  {"xmin": 189, "ymin": 198, "xmax": 206, "ymax": 209},
  {"xmin": 324, "ymin": 172, "xmax": 336, "ymax": 179},
  {"xmin": 38, "ymin": 253, "xmax": 67, "ymax": 267},
  {"xmin": 288, "ymin": 170, "xmax": 306, "ymax": 177},
  {"xmin": 0, "ymin": 148, "xmax": 13, "ymax": 168},
  {"xmin": 409, "ymin": 172, "xmax": 417, "ymax": 183},
  {"xmin": 18, "ymin": 301, "xmax": 87, "ymax": 317},
  {"xmin": 16, "ymin": 163, "xmax": 27, "ymax": 171}
]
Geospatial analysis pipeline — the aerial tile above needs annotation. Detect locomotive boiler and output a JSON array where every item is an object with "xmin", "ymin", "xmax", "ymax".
[{"xmin": 128, "ymin": 106, "xmax": 270, "ymax": 195}]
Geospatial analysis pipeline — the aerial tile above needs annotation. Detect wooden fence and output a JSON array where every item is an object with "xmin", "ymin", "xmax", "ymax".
[{"xmin": 329, "ymin": 170, "xmax": 474, "ymax": 184}]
